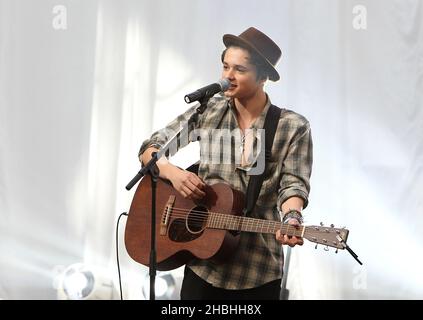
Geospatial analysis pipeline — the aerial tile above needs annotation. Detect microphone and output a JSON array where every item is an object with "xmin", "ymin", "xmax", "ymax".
[{"xmin": 184, "ymin": 79, "xmax": 231, "ymax": 103}]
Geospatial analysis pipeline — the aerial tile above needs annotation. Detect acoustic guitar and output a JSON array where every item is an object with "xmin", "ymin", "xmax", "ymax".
[{"xmin": 125, "ymin": 175, "xmax": 349, "ymax": 271}]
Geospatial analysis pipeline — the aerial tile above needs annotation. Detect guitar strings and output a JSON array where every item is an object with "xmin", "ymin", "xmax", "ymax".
[
  {"xmin": 150, "ymin": 205, "xmax": 342, "ymax": 241},
  {"xmin": 164, "ymin": 206, "xmax": 296, "ymax": 228},
  {"xmin": 164, "ymin": 207, "xmax": 303, "ymax": 232},
  {"xmin": 156, "ymin": 206, "xmax": 305, "ymax": 236},
  {"xmin": 164, "ymin": 207, "xmax": 282, "ymax": 226},
  {"xmin": 167, "ymin": 206, "xmax": 343, "ymax": 232},
  {"xmin": 166, "ymin": 220, "xmax": 303, "ymax": 237},
  {"xmin": 159, "ymin": 214, "xmax": 342, "ymax": 245},
  {"xmin": 169, "ymin": 210, "xmax": 341, "ymax": 242},
  {"xmin": 159, "ymin": 215, "xmax": 341, "ymax": 245}
]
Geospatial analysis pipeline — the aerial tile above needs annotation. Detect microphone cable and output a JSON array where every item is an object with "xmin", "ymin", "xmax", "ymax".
[{"xmin": 115, "ymin": 211, "xmax": 128, "ymax": 300}]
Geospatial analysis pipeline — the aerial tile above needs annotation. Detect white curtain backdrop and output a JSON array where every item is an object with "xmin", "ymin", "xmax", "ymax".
[{"xmin": 0, "ymin": 0, "xmax": 422, "ymax": 299}]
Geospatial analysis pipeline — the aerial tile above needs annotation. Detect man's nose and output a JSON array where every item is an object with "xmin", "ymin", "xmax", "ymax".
[{"xmin": 224, "ymin": 68, "xmax": 235, "ymax": 79}]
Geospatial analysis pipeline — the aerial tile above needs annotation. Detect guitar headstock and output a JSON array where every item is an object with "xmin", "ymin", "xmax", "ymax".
[{"xmin": 304, "ymin": 223, "xmax": 349, "ymax": 250}]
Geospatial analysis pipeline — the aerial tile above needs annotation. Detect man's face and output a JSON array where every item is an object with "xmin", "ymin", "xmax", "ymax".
[{"xmin": 221, "ymin": 46, "xmax": 264, "ymax": 100}]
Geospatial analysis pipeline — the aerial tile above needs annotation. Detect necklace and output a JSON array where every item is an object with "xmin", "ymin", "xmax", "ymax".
[
  {"xmin": 240, "ymin": 129, "xmax": 254, "ymax": 167},
  {"xmin": 240, "ymin": 130, "xmax": 251, "ymax": 149}
]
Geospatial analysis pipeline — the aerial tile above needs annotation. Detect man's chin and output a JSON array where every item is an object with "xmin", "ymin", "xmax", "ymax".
[{"xmin": 224, "ymin": 91, "xmax": 236, "ymax": 98}]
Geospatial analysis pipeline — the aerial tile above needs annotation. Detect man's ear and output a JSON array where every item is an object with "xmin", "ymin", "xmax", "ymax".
[{"xmin": 258, "ymin": 77, "xmax": 267, "ymax": 86}]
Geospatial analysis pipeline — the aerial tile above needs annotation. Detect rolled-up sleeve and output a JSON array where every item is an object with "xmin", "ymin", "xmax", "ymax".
[
  {"xmin": 138, "ymin": 104, "xmax": 200, "ymax": 158},
  {"xmin": 277, "ymin": 122, "xmax": 313, "ymax": 209}
]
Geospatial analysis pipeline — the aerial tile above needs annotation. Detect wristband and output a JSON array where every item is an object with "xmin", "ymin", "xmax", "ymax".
[{"xmin": 282, "ymin": 209, "xmax": 303, "ymax": 224}]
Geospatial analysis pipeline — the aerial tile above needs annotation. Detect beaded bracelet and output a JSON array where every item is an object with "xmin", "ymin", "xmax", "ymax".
[{"xmin": 282, "ymin": 209, "xmax": 304, "ymax": 224}]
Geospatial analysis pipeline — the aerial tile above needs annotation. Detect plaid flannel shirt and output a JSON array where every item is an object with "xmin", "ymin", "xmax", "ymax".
[{"xmin": 139, "ymin": 93, "xmax": 313, "ymax": 289}]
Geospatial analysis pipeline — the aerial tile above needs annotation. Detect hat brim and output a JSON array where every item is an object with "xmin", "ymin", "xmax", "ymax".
[{"xmin": 223, "ymin": 34, "xmax": 280, "ymax": 81}]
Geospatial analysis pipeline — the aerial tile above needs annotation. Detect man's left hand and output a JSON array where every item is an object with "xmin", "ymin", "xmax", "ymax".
[{"xmin": 276, "ymin": 218, "xmax": 304, "ymax": 247}]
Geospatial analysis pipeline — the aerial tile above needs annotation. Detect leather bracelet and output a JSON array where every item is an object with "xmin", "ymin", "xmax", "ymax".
[{"xmin": 283, "ymin": 209, "xmax": 303, "ymax": 224}]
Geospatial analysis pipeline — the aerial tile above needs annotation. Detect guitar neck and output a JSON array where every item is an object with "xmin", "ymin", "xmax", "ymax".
[{"xmin": 207, "ymin": 212, "xmax": 304, "ymax": 237}]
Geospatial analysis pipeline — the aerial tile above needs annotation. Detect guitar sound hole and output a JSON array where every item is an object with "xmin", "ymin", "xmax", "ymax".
[{"xmin": 186, "ymin": 205, "xmax": 209, "ymax": 234}]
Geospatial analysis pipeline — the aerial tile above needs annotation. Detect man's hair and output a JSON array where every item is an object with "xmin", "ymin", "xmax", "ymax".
[{"xmin": 221, "ymin": 45, "xmax": 270, "ymax": 81}]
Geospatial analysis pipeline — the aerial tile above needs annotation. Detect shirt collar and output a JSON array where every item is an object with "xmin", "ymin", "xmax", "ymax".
[{"xmin": 227, "ymin": 94, "xmax": 272, "ymax": 130}]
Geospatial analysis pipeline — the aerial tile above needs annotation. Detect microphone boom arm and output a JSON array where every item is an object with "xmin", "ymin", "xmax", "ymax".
[{"xmin": 125, "ymin": 96, "xmax": 209, "ymax": 191}]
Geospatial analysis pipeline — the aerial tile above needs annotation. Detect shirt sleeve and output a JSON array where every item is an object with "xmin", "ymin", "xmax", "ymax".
[
  {"xmin": 138, "ymin": 103, "xmax": 201, "ymax": 158},
  {"xmin": 277, "ymin": 121, "xmax": 313, "ymax": 209}
]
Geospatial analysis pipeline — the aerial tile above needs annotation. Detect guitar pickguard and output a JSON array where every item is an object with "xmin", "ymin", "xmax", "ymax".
[{"xmin": 168, "ymin": 219, "xmax": 201, "ymax": 242}]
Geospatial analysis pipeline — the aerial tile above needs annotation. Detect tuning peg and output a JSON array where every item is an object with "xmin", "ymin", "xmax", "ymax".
[
  {"xmin": 335, "ymin": 249, "xmax": 338, "ymax": 254},
  {"xmin": 320, "ymin": 222, "xmax": 324, "ymax": 226},
  {"xmin": 330, "ymin": 224, "xmax": 334, "ymax": 228},
  {"xmin": 315, "ymin": 244, "xmax": 318, "ymax": 249},
  {"xmin": 324, "ymin": 245, "xmax": 329, "ymax": 251}
]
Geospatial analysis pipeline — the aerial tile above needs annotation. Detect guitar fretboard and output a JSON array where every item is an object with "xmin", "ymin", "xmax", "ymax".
[{"xmin": 207, "ymin": 212, "xmax": 304, "ymax": 237}]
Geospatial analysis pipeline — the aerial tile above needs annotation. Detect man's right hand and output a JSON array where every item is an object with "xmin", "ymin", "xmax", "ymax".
[
  {"xmin": 141, "ymin": 147, "xmax": 206, "ymax": 200},
  {"xmin": 168, "ymin": 167, "xmax": 206, "ymax": 201}
]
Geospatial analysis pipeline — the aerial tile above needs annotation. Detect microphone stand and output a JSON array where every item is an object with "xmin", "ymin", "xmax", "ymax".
[{"xmin": 125, "ymin": 96, "xmax": 210, "ymax": 300}]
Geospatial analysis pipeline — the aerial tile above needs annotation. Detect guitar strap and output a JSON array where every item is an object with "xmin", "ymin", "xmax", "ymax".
[{"xmin": 243, "ymin": 104, "xmax": 282, "ymax": 217}]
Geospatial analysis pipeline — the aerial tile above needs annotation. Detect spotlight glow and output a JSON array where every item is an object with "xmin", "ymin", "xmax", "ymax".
[{"xmin": 142, "ymin": 273, "xmax": 176, "ymax": 300}]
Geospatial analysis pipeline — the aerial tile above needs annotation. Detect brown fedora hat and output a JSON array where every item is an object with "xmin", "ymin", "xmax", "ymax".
[{"xmin": 223, "ymin": 27, "xmax": 281, "ymax": 81}]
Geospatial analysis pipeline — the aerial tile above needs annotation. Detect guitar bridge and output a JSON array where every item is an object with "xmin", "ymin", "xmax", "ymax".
[{"xmin": 160, "ymin": 195, "xmax": 175, "ymax": 235}]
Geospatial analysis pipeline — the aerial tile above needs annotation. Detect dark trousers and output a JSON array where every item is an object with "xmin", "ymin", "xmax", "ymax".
[{"xmin": 180, "ymin": 266, "xmax": 281, "ymax": 300}]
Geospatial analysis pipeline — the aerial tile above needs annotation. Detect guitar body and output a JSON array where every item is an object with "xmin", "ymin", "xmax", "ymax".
[{"xmin": 124, "ymin": 176, "xmax": 245, "ymax": 271}]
